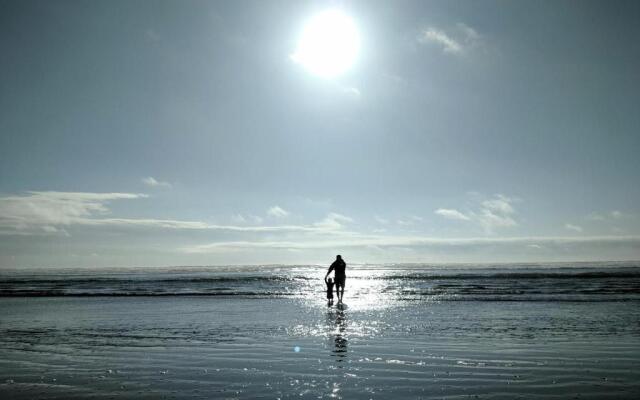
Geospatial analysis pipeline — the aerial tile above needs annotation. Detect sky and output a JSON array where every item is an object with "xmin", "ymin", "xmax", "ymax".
[{"xmin": 1, "ymin": 0, "xmax": 639, "ymax": 268}]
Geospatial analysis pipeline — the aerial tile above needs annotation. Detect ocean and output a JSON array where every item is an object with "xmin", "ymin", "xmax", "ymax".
[{"xmin": 1, "ymin": 262, "xmax": 639, "ymax": 399}]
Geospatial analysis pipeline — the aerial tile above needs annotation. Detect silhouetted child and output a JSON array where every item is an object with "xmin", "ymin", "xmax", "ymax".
[{"xmin": 325, "ymin": 277, "xmax": 335, "ymax": 306}]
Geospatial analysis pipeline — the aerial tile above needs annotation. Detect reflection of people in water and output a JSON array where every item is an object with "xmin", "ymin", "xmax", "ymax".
[
  {"xmin": 327, "ymin": 309, "xmax": 348, "ymax": 362},
  {"xmin": 325, "ymin": 255, "xmax": 346, "ymax": 303}
]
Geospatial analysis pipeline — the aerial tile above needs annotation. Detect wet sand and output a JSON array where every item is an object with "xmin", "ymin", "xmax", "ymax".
[{"xmin": 1, "ymin": 296, "xmax": 639, "ymax": 399}]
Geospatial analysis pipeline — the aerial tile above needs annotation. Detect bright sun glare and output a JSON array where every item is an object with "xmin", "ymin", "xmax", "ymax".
[{"xmin": 291, "ymin": 9, "xmax": 360, "ymax": 78}]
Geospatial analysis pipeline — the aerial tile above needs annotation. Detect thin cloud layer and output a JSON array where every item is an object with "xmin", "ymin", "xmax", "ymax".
[
  {"xmin": 183, "ymin": 233, "xmax": 640, "ymax": 254},
  {"xmin": 1, "ymin": 190, "xmax": 638, "ymax": 263},
  {"xmin": 0, "ymin": 192, "xmax": 146, "ymax": 234},
  {"xmin": 0, "ymin": 191, "xmax": 347, "ymax": 235}
]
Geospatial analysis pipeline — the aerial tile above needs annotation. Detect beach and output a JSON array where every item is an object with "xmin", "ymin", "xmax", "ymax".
[{"xmin": 1, "ymin": 263, "xmax": 639, "ymax": 399}]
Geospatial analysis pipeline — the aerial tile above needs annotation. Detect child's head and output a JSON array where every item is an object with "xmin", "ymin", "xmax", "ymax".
[{"xmin": 328, "ymin": 278, "xmax": 333, "ymax": 284}]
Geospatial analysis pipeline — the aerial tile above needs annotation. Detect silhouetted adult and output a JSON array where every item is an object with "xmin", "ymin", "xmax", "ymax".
[{"xmin": 325, "ymin": 255, "xmax": 346, "ymax": 303}]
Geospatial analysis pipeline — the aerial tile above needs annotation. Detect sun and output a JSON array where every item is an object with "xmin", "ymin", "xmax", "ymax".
[{"xmin": 291, "ymin": 9, "xmax": 360, "ymax": 78}]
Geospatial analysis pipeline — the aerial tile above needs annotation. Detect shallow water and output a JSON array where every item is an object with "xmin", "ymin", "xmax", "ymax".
[
  {"xmin": 1, "ymin": 263, "xmax": 639, "ymax": 398},
  {"xmin": 2, "ymin": 261, "xmax": 639, "ymax": 302}
]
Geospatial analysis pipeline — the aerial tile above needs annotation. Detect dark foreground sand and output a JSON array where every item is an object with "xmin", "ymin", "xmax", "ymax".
[{"xmin": 1, "ymin": 296, "xmax": 639, "ymax": 399}]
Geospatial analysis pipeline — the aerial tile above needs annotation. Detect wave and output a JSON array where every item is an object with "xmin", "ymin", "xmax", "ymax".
[
  {"xmin": 0, "ymin": 291, "xmax": 294, "ymax": 297},
  {"xmin": 1, "ymin": 291, "xmax": 638, "ymax": 303},
  {"xmin": 377, "ymin": 270, "xmax": 640, "ymax": 280},
  {"xmin": 2, "ymin": 269, "xmax": 639, "ymax": 285},
  {"xmin": 2, "ymin": 265, "xmax": 639, "ymax": 300}
]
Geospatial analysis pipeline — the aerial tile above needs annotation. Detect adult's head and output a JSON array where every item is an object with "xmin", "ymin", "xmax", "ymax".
[{"xmin": 336, "ymin": 255, "xmax": 342, "ymax": 260}]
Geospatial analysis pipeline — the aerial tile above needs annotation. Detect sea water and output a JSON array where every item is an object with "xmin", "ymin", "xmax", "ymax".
[{"xmin": 1, "ymin": 262, "xmax": 639, "ymax": 399}]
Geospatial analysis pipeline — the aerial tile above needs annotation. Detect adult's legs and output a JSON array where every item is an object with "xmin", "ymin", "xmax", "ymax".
[{"xmin": 336, "ymin": 282, "xmax": 345, "ymax": 302}]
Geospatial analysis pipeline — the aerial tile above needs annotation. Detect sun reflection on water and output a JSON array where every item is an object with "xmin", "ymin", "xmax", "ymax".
[
  {"xmin": 286, "ymin": 268, "xmax": 416, "ymax": 349},
  {"xmin": 295, "ymin": 267, "xmax": 413, "ymax": 312}
]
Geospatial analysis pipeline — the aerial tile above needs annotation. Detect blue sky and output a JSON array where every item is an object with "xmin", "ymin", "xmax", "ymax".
[{"xmin": 1, "ymin": 0, "xmax": 639, "ymax": 267}]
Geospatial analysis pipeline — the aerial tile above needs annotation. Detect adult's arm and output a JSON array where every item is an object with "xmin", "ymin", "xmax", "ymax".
[{"xmin": 324, "ymin": 263, "xmax": 335, "ymax": 282}]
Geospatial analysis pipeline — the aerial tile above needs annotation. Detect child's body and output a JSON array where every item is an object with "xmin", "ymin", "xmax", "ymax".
[{"xmin": 326, "ymin": 277, "xmax": 335, "ymax": 305}]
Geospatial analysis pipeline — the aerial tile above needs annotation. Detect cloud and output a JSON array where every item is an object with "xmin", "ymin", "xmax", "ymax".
[
  {"xmin": 0, "ymin": 191, "xmax": 338, "ymax": 236},
  {"xmin": 267, "ymin": 206, "xmax": 290, "ymax": 218},
  {"xmin": 231, "ymin": 214, "xmax": 264, "ymax": 224},
  {"xmin": 417, "ymin": 23, "xmax": 481, "ymax": 55},
  {"xmin": 611, "ymin": 210, "xmax": 623, "ymax": 219},
  {"xmin": 565, "ymin": 223, "xmax": 584, "ymax": 233},
  {"xmin": 585, "ymin": 210, "xmax": 630, "ymax": 222},
  {"xmin": 456, "ymin": 23, "xmax": 480, "ymax": 41},
  {"xmin": 481, "ymin": 195, "xmax": 515, "ymax": 215},
  {"xmin": 585, "ymin": 213, "xmax": 606, "ymax": 221},
  {"xmin": 419, "ymin": 28, "xmax": 462, "ymax": 53},
  {"xmin": 435, "ymin": 208, "xmax": 470, "ymax": 221},
  {"xmin": 314, "ymin": 212, "xmax": 353, "ymax": 230},
  {"xmin": 396, "ymin": 215, "xmax": 424, "ymax": 226},
  {"xmin": 435, "ymin": 194, "xmax": 518, "ymax": 233},
  {"xmin": 142, "ymin": 177, "xmax": 171, "ymax": 188},
  {"xmin": 0, "ymin": 192, "xmax": 147, "ymax": 234},
  {"xmin": 182, "ymin": 233, "xmax": 640, "ymax": 254},
  {"xmin": 473, "ymin": 195, "xmax": 518, "ymax": 232}
]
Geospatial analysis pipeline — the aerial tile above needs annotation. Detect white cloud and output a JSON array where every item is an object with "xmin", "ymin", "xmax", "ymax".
[
  {"xmin": 474, "ymin": 195, "xmax": 518, "ymax": 233},
  {"xmin": 267, "ymin": 206, "xmax": 290, "ymax": 218},
  {"xmin": 435, "ymin": 208, "xmax": 470, "ymax": 221},
  {"xmin": 417, "ymin": 23, "xmax": 482, "ymax": 55},
  {"xmin": 314, "ymin": 212, "xmax": 353, "ymax": 230},
  {"xmin": 0, "ymin": 192, "xmax": 146, "ymax": 234},
  {"xmin": 435, "ymin": 194, "xmax": 518, "ymax": 233},
  {"xmin": 565, "ymin": 223, "xmax": 584, "ymax": 233},
  {"xmin": 397, "ymin": 215, "xmax": 424, "ymax": 226},
  {"xmin": 418, "ymin": 28, "xmax": 462, "ymax": 53},
  {"xmin": 0, "ymin": 191, "xmax": 335, "ymax": 235},
  {"xmin": 481, "ymin": 195, "xmax": 515, "ymax": 215},
  {"xmin": 142, "ymin": 177, "xmax": 171, "ymax": 188},
  {"xmin": 476, "ymin": 209, "xmax": 517, "ymax": 231}
]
